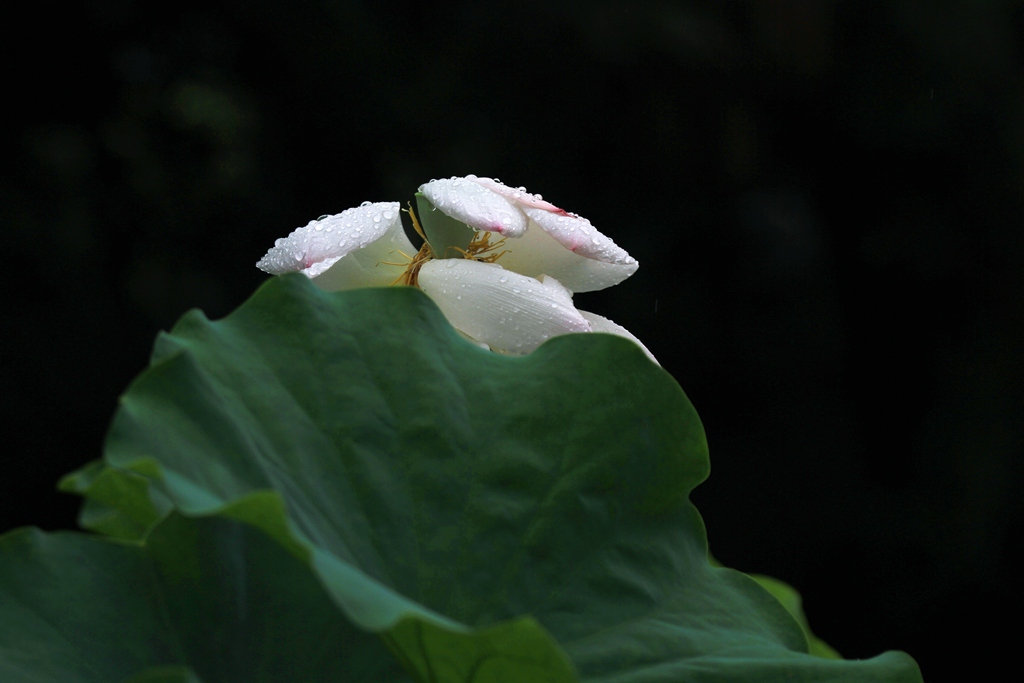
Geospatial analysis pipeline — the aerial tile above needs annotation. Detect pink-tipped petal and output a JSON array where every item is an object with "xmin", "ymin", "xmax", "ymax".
[
  {"xmin": 578, "ymin": 310, "xmax": 659, "ymax": 364},
  {"xmin": 492, "ymin": 218, "xmax": 638, "ymax": 292},
  {"xmin": 418, "ymin": 259, "xmax": 590, "ymax": 355},
  {"xmin": 522, "ymin": 207, "xmax": 636, "ymax": 265},
  {"xmin": 256, "ymin": 202, "xmax": 414, "ymax": 291},
  {"xmin": 466, "ymin": 175, "xmax": 564, "ymax": 213},
  {"xmin": 419, "ymin": 177, "xmax": 528, "ymax": 237}
]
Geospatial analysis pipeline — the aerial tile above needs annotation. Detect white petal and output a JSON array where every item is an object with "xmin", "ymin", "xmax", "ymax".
[
  {"xmin": 578, "ymin": 310, "xmax": 659, "ymax": 365},
  {"xmin": 417, "ymin": 259, "xmax": 591, "ymax": 355},
  {"xmin": 493, "ymin": 218, "xmax": 639, "ymax": 293},
  {"xmin": 419, "ymin": 177, "xmax": 528, "ymax": 237},
  {"xmin": 466, "ymin": 175, "xmax": 563, "ymax": 213},
  {"xmin": 523, "ymin": 207, "xmax": 636, "ymax": 266},
  {"xmin": 256, "ymin": 202, "xmax": 415, "ymax": 291}
]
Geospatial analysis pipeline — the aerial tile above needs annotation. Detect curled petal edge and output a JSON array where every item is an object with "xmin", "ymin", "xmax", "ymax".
[
  {"xmin": 579, "ymin": 310, "xmax": 659, "ymax": 365},
  {"xmin": 419, "ymin": 178, "xmax": 528, "ymax": 237}
]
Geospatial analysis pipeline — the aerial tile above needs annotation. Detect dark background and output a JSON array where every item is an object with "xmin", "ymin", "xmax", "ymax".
[{"xmin": 4, "ymin": 1, "xmax": 1020, "ymax": 680}]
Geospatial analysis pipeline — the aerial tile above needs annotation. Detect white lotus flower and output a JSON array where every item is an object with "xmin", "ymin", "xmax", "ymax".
[
  {"xmin": 418, "ymin": 175, "xmax": 637, "ymax": 292},
  {"xmin": 256, "ymin": 177, "xmax": 655, "ymax": 362}
]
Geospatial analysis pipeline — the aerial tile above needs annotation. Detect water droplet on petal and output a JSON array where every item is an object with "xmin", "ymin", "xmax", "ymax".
[
  {"xmin": 360, "ymin": 201, "xmax": 371, "ymax": 207},
  {"xmin": 499, "ymin": 276, "xmax": 508, "ymax": 283}
]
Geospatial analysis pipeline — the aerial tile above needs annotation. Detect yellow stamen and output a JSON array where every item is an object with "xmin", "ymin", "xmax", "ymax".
[
  {"xmin": 380, "ymin": 205, "xmax": 511, "ymax": 287},
  {"xmin": 451, "ymin": 231, "xmax": 509, "ymax": 263},
  {"xmin": 382, "ymin": 204, "xmax": 433, "ymax": 287},
  {"xmin": 406, "ymin": 202, "xmax": 428, "ymax": 242}
]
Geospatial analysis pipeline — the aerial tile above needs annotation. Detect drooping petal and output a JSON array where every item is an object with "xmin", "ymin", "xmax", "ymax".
[
  {"xmin": 466, "ymin": 175, "xmax": 563, "ymax": 213},
  {"xmin": 417, "ymin": 259, "xmax": 590, "ymax": 355},
  {"xmin": 419, "ymin": 177, "xmax": 528, "ymax": 237},
  {"xmin": 522, "ymin": 206, "xmax": 636, "ymax": 265},
  {"xmin": 461, "ymin": 174, "xmax": 636, "ymax": 265},
  {"xmin": 578, "ymin": 310, "xmax": 659, "ymax": 364},
  {"xmin": 492, "ymin": 218, "xmax": 639, "ymax": 292},
  {"xmin": 256, "ymin": 202, "xmax": 415, "ymax": 291}
]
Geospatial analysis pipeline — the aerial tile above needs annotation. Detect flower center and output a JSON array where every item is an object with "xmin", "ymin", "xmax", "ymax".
[
  {"xmin": 454, "ymin": 231, "xmax": 509, "ymax": 263},
  {"xmin": 389, "ymin": 205, "xmax": 509, "ymax": 287}
]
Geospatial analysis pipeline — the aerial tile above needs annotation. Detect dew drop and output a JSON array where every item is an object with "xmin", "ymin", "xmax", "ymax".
[
  {"xmin": 499, "ymin": 276, "xmax": 508, "ymax": 283},
  {"xmin": 383, "ymin": 210, "xmax": 394, "ymax": 219},
  {"xmin": 445, "ymin": 260, "xmax": 457, "ymax": 268},
  {"xmin": 360, "ymin": 201, "xmax": 371, "ymax": 207},
  {"xmin": 512, "ymin": 287, "xmax": 521, "ymax": 294}
]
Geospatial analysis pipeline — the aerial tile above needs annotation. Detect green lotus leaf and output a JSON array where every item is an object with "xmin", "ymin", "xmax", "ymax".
[
  {"xmin": 123, "ymin": 667, "xmax": 206, "ymax": 683},
  {"xmin": 59, "ymin": 459, "xmax": 170, "ymax": 539},
  {"xmin": 46, "ymin": 275, "xmax": 919, "ymax": 682},
  {"xmin": 746, "ymin": 573, "xmax": 843, "ymax": 660},
  {"xmin": 0, "ymin": 513, "xmax": 403, "ymax": 682}
]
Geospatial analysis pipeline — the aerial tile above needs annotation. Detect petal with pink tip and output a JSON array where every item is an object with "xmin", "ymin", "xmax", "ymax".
[
  {"xmin": 419, "ymin": 177, "xmax": 528, "ymax": 237},
  {"xmin": 493, "ymin": 217, "xmax": 639, "ymax": 293},
  {"xmin": 417, "ymin": 259, "xmax": 590, "ymax": 355},
  {"xmin": 466, "ymin": 175, "xmax": 564, "ymax": 213},
  {"xmin": 522, "ymin": 207, "xmax": 636, "ymax": 266},
  {"xmin": 256, "ymin": 202, "xmax": 415, "ymax": 291}
]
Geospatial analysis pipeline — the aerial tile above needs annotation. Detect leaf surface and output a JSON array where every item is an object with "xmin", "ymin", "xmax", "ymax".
[{"xmin": 14, "ymin": 276, "xmax": 920, "ymax": 682}]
